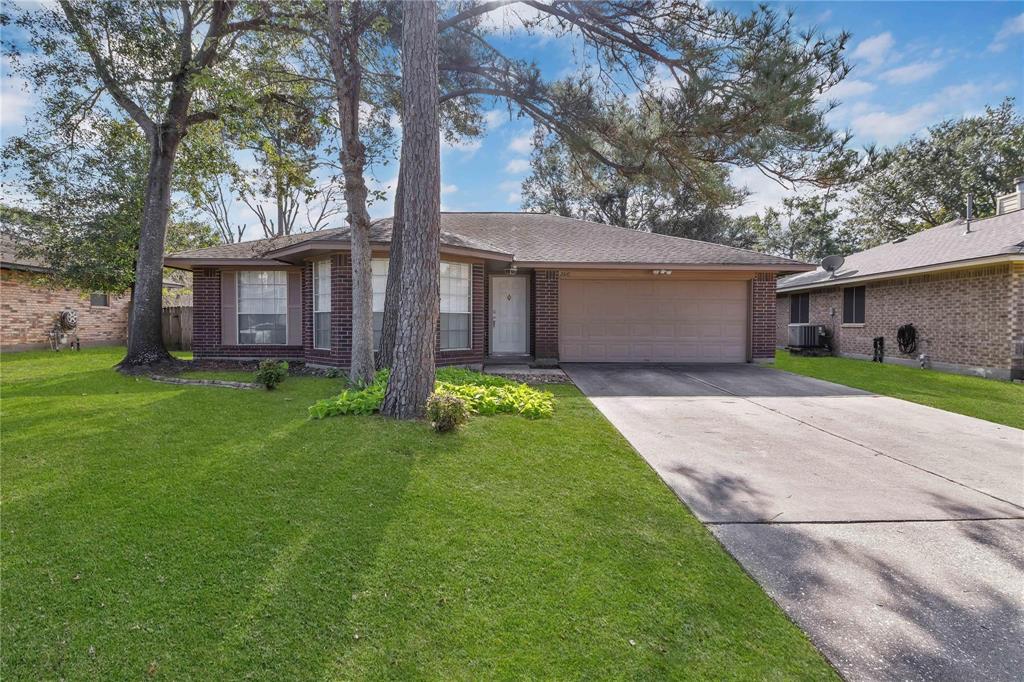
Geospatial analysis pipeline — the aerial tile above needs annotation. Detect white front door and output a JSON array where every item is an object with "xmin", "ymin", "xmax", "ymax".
[{"xmin": 491, "ymin": 276, "xmax": 528, "ymax": 354}]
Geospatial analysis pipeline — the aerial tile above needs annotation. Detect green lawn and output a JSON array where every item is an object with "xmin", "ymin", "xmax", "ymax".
[
  {"xmin": 774, "ymin": 350, "xmax": 1024, "ymax": 430},
  {"xmin": 1, "ymin": 348, "xmax": 835, "ymax": 680}
]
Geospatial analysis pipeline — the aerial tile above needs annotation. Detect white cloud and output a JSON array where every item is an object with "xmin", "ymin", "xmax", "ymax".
[
  {"xmin": 484, "ymin": 109, "xmax": 509, "ymax": 130},
  {"xmin": 0, "ymin": 56, "xmax": 35, "ymax": 134},
  {"xmin": 498, "ymin": 180, "xmax": 521, "ymax": 192},
  {"xmin": 507, "ymin": 131, "xmax": 533, "ymax": 154},
  {"xmin": 879, "ymin": 60, "xmax": 942, "ymax": 84},
  {"xmin": 851, "ymin": 32, "xmax": 895, "ymax": 69},
  {"xmin": 851, "ymin": 101, "xmax": 941, "ymax": 145},
  {"xmin": 441, "ymin": 183, "xmax": 458, "ymax": 195},
  {"xmin": 506, "ymin": 191, "xmax": 522, "ymax": 206},
  {"xmin": 727, "ymin": 166, "xmax": 797, "ymax": 218},
  {"xmin": 825, "ymin": 78, "xmax": 876, "ymax": 101},
  {"xmin": 816, "ymin": 9, "xmax": 833, "ymax": 23},
  {"xmin": 505, "ymin": 158, "xmax": 530, "ymax": 174},
  {"xmin": 989, "ymin": 12, "xmax": 1024, "ymax": 52},
  {"xmin": 442, "ymin": 137, "xmax": 482, "ymax": 155}
]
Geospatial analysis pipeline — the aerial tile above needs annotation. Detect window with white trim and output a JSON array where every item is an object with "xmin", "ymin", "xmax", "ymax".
[
  {"xmin": 313, "ymin": 259, "xmax": 331, "ymax": 349},
  {"xmin": 238, "ymin": 271, "xmax": 287, "ymax": 344},
  {"xmin": 369, "ymin": 259, "xmax": 472, "ymax": 351},
  {"xmin": 440, "ymin": 261, "xmax": 471, "ymax": 350},
  {"xmin": 371, "ymin": 258, "xmax": 389, "ymax": 347}
]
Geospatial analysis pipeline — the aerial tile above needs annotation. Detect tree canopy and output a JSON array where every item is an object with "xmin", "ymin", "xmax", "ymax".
[{"xmin": 848, "ymin": 99, "xmax": 1024, "ymax": 245}]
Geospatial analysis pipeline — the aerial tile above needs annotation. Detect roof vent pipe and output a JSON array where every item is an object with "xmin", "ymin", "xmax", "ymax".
[{"xmin": 964, "ymin": 193, "xmax": 974, "ymax": 234}]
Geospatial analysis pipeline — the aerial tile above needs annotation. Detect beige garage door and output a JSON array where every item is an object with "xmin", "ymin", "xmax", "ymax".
[{"xmin": 559, "ymin": 279, "xmax": 749, "ymax": 362}]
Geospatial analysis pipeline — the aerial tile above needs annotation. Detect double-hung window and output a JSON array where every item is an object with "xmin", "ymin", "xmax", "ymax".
[
  {"xmin": 369, "ymin": 259, "xmax": 472, "ymax": 351},
  {"xmin": 371, "ymin": 258, "xmax": 389, "ymax": 347},
  {"xmin": 843, "ymin": 286, "xmax": 865, "ymax": 324},
  {"xmin": 237, "ymin": 271, "xmax": 287, "ymax": 344},
  {"xmin": 313, "ymin": 259, "xmax": 331, "ymax": 349},
  {"xmin": 440, "ymin": 261, "xmax": 471, "ymax": 350},
  {"xmin": 790, "ymin": 293, "xmax": 809, "ymax": 324}
]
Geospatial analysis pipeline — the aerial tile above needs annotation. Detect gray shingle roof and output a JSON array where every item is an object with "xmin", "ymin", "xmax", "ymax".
[
  {"xmin": 778, "ymin": 210, "xmax": 1024, "ymax": 292},
  {"xmin": 168, "ymin": 212, "xmax": 807, "ymax": 268},
  {"xmin": 0, "ymin": 234, "xmax": 49, "ymax": 271}
]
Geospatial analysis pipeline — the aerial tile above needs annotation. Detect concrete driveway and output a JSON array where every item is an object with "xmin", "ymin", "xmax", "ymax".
[{"xmin": 564, "ymin": 363, "xmax": 1024, "ymax": 682}]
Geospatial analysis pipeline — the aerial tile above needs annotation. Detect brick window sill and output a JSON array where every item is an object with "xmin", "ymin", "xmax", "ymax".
[{"xmin": 841, "ymin": 323, "xmax": 865, "ymax": 328}]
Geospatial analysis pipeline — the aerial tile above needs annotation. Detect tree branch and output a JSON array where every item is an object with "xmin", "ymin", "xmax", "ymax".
[{"xmin": 57, "ymin": 0, "xmax": 155, "ymax": 138}]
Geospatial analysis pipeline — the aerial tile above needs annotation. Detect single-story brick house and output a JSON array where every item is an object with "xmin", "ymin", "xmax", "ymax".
[
  {"xmin": 1, "ymin": 235, "xmax": 130, "ymax": 351},
  {"xmin": 777, "ymin": 183, "xmax": 1024, "ymax": 380},
  {"xmin": 164, "ymin": 212, "xmax": 811, "ymax": 369}
]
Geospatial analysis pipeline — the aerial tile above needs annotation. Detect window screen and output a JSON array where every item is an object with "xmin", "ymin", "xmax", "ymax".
[
  {"xmin": 371, "ymin": 258, "xmax": 389, "ymax": 347},
  {"xmin": 89, "ymin": 292, "xmax": 109, "ymax": 307},
  {"xmin": 313, "ymin": 260, "xmax": 331, "ymax": 349},
  {"xmin": 439, "ymin": 261, "xmax": 471, "ymax": 350},
  {"xmin": 237, "ymin": 271, "xmax": 287, "ymax": 344},
  {"xmin": 369, "ymin": 259, "xmax": 472, "ymax": 350},
  {"xmin": 843, "ymin": 286, "xmax": 865, "ymax": 324},
  {"xmin": 790, "ymin": 293, "xmax": 810, "ymax": 324}
]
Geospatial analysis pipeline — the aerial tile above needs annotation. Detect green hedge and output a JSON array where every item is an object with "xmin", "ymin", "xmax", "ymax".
[{"xmin": 309, "ymin": 368, "xmax": 554, "ymax": 420}]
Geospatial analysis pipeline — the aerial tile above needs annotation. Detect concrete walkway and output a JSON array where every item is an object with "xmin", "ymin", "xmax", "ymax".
[{"xmin": 564, "ymin": 363, "xmax": 1024, "ymax": 681}]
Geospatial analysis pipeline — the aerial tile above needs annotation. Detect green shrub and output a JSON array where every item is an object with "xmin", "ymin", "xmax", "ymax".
[
  {"xmin": 308, "ymin": 367, "xmax": 555, "ymax": 421},
  {"xmin": 435, "ymin": 367, "xmax": 513, "ymax": 388},
  {"xmin": 425, "ymin": 389, "xmax": 470, "ymax": 432},
  {"xmin": 308, "ymin": 369, "xmax": 387, "ymax": 418},
  {"xmin": 436, "ymin": 381, "xmax": 555, "ymax": 419},
  {"xmin": 254, "ymin": 360, "xmax": 289, "ymax": 390}
]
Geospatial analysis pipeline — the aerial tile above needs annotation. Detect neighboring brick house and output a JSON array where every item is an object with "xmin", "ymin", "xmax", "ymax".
[
  {"xmin": 165, "ymin": 213, "xmax": 810, "ymax": 370},
  {"xmin": 1, "ymin": 235, "xmax": 130, "ymax": 351},
  {"xmin": 777, "ymin": 180, "xmax": 1024, "ymax": 380}
]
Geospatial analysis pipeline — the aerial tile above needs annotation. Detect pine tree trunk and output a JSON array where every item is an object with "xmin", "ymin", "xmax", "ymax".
[
  {"xmin": 376, "ymin": 159, "xmax": 405, "ymax": 370},
  {"xmin": 326, "ymin": 0, "xmax": 375, "ymax": 385},
  {"xmin": 381, "ymin": 0, "xmax": 440, "ymax": 419},
  {"xmin": 121, "ymin": 129, "xmax": 179, "ymax": 367}
]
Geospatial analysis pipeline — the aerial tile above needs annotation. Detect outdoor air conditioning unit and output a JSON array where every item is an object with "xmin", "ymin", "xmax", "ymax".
[{"xmin": 788, "ymin": 323, "xmax": 825, "ymax": 349}]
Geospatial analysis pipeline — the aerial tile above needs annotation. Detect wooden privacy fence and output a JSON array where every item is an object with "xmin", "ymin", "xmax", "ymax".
[{"xmin": 162, "ymin": 306, "xmax": 193, "ymax": 351}]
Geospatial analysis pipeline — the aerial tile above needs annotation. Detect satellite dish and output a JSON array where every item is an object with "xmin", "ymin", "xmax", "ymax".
[{"xmin": 820, "ymin": 254, "xmax": 845, "ymax": 278}]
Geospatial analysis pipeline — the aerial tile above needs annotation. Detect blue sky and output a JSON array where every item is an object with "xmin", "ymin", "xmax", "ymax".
[
  {"xmin": 428, "ymin": 1, "xmax": 1024, "ymax": 221},
  {"xmin": 2, "ymin": 1, "xmax": 1022, "ymax": 237}
]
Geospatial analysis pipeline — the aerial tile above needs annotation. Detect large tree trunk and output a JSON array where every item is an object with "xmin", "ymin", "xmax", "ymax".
[
  {"xmin": 121, "ymin": 130, "xmax": 180, "ymax": 367},
  {"xmin": 381, "ymin": 0, "xmax": 440, "ymax": 419},
  {"xmin": 376, "ymin": 157, "xmax": 406, "ymax": 370},
  {"xmin": 326, "ymin": 0, "xmax": 375, "ymax": 385}
]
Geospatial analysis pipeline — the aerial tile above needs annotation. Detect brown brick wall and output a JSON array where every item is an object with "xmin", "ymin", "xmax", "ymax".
[
  {"xmin": 533, "ymin": 269, "xmax": 559, "ymax": 360},
  {"xmin": 751, "ymin": 272, "xmax": 777, "ymax": 360},
  {"xmin": 0, "ymin": 268, "xmax": 128, "ymax": 350},
  {"xmin": 777, "ymin": 263, "xmax": 1016, "ymax": 375},
  {"xmin": 1012, "ymin": 263, "xmax": 1024, "ymax": 378}
]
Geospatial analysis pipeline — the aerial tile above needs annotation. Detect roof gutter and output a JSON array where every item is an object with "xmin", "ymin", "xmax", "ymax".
[
  {"xmin": 1, "ymin": 261, "xmax": 52, "ymax": 274},
  {"xmin": 513, "ymin": 261, "xmax": 814, "ymax": 273},
  {"xmin": 777, "ymin": 254, "xmax": 1024, "ymax": 293},
  {"xmin": 262, "ymin": 239, "xmax": 514, "ymax": 263},
  {"xmin": 162, "ymin": 257, "xmax": 295, "ymax": 271}
]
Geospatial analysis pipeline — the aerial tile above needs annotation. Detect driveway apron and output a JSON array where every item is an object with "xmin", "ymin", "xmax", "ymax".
[{"xmin": 564, "ymin": 363, "xmax": 1024, "ymax": 682}]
